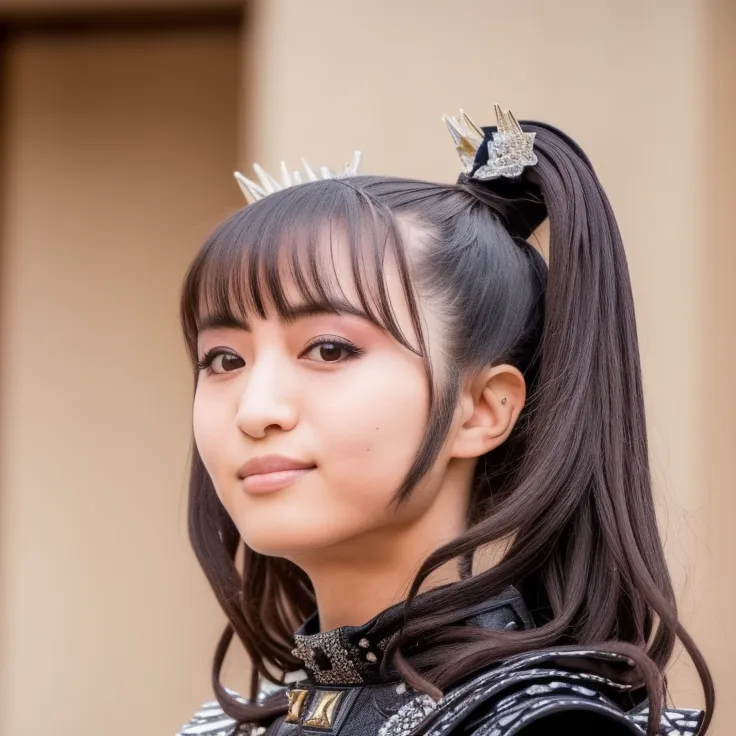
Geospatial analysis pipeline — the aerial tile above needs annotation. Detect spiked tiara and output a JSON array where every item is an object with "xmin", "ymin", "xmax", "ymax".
[
  {"xmin": 233, "ymin": 105, "xmax": 536, "ymax": 204},
  {"xmin": 234, "ymin": 151, "xmax": 362, "ymax": 204}
]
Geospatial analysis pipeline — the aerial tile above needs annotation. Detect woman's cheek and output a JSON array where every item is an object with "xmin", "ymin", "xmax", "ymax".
[{"xmin": 321, "ymin": 385, "xmax": 426, "ymax": 497}]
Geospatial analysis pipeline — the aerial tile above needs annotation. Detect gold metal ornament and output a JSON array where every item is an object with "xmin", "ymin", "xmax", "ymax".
[
  {"xmin": 303, "ymin": 690, "xmax": 344, "ymax": 728},
  {"xmin": 285, "ymin": 688, "xmax": 309, "ymax": 723}
]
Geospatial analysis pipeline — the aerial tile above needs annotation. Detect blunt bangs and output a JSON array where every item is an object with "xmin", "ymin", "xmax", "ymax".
[{"xmin": 179, "ymin": 178, "xmax": 427, "ymax": 365}]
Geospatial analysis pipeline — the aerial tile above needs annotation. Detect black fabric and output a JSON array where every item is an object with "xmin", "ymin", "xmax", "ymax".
[{"xmin": 505, "ymin": 709, "xmax": 641, "ymax": 735}]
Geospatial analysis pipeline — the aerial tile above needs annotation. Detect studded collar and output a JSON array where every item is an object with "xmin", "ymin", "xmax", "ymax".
[{"xmin": 290, "ymin": 584, "xmax": 534, "ymax": 687}]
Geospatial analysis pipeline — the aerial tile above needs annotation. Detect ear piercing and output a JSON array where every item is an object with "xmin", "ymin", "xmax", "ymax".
[{"xmin": 501, "ymin": 398, "xmax": 507, "ymax": 405}]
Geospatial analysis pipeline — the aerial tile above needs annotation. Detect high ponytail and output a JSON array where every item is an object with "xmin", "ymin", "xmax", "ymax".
[
  {"xmin": 524, "ymin": 121, "xmax": 715, "ymax": 731},
  {"xmin": 393, "ymin": 122, "xmax": 715, "ymax": 734}
]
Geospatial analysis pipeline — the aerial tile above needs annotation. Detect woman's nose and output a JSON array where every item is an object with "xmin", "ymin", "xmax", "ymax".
[{"xmin": 233, "ymin": 356, "xmax": 298, "ymax": 439}]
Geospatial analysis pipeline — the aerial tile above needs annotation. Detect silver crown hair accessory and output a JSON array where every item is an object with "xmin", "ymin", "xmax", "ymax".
[
  {"xmin": 442, "ymin": 104, "xmax": 537, "ymax": 180},
  {"xmin": 234, "ymin": 150, "xmax": 362, "ymax": 204}
]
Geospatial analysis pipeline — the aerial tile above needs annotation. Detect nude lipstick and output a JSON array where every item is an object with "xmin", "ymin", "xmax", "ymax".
[{"xmin": 237, "ymin": 455, "xmax": 316, "ymax": 494}]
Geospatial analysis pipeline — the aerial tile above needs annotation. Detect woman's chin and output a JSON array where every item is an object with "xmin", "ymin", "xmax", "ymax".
[
  {"xmin": 240, "ymin": 529, "xmax": 342, "ymax": 558},
  {"xmin": 241, "ymin": 525, "xmax": 354, "ymax": 559}
]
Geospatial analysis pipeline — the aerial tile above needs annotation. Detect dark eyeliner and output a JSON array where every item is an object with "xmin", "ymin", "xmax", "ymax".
[
  {"xmin": 196, "ymin": 338, "xmax": 363, "ymax": 374},
  {"xmin": 300, "ymin": 337, "xmax": 365, "ymax": 360},
  {"xmin": 196, "ymin": 347, "xmax": 239, "ymax": 373}
]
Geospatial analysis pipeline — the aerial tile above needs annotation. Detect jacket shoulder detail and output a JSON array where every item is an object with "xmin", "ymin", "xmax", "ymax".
[
  {"xmin": 176, "ymin": 698, "xmax": 241, "ymax": 736},
  {"xmin": 378, "ymin": 649, "xmax": 704, "ymax": 736},
  {"xmin": 176, "ymin": 685, "xmax": 286, "ymax": 736},
  {"xmin": 457, "ymin": 681, "xmax": 704, "ymax": 736}
]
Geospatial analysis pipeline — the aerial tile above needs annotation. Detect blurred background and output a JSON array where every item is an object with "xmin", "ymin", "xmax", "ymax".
[{"xmin": 0, "ymin": 0, "xmax": 733, "ymax": 733}]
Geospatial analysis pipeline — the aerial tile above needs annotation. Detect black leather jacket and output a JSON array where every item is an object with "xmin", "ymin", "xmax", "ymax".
[{"xmin": 177, "ymin": 587, "xmax": 704, "ymax": 736}]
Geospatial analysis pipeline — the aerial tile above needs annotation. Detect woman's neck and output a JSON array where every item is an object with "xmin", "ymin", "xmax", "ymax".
[
  {"xmin": 286, "ymin": 460, "xmax": 506, "ymax": 632},
  {"xmin": 311, "ymin": 555, "xmax": 462, "ymax": 633},
  {"xmin": 287, "ymin": 500, "xmax": 470, "ymax": 632}
]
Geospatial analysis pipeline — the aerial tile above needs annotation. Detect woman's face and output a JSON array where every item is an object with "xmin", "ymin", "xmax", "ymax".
[{"xmin": 192, "ymin": 228, "xmax": 460, "ymax": 561}]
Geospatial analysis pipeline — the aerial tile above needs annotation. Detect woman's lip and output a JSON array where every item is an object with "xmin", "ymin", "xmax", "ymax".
[{"xmin": 240, "ymin": 467, "xmax": 315, "ymax": 494}]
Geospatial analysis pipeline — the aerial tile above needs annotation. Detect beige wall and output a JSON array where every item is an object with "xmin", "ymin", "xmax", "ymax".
[
  {"xmin": 0, "ymin": 25, "xmax": 244, "ymax": 735},
  {"xmin": 704, "ymin": 0, "xmax": 736, "ymax": 725},
  {"xmin": 0, "ymin": 0, "xmax": 732, "ymax": 733}
]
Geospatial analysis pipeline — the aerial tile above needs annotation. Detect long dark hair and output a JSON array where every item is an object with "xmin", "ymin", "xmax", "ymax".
[{"xmin": 179, "ymin": 122, "xmax": 714, "ymax": 734}]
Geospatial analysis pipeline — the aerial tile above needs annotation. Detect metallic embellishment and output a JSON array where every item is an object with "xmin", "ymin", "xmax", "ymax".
[
  {"xmin": 234, "ymin": 151, "xmax": 362, "ymax": 204},
  {"xmin": 377, "ymin": 694, "xmax": 438, "ymax": 736},
  {"xmin": 303, "ymin": 690, "xmax": 344, "ymax": 728},
  {"xmin": 285, "ymin": 688, "xmax": 308, "ymax": 723},
  {"xmin": 629, "ymin": 706, "xmax": 704, "ymax": 735},
  {"xmin": 442, "ymin": 104, "xmax": 538, "ymax": 181},
  {"xmin": 365, "ymin": 651, "xmax": 378, "ymax": 663},
  {"xmin": 442, "ymin": 109, "xmax": 485, "ymax": 172},
  {"xmin": 292, "ymin": 629, "xmax": 364, "ymax": 685},
  {"xmin": 501, "ymin": 397, "xmax": 507, "ymax": 405},
  {"xmin": 358, "ymin": 637, "xmax": 370, "ymax": 648}
]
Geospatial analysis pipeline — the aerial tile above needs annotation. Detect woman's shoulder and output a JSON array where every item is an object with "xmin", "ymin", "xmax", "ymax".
[
  {"xmin": 392, "ymin": 648, "xmax": 704, "ymax": 736},
  {"xmin": 175, "ymin": 684, "xmax": 286, "ymax": 736},
  {"xmin": 175, "ymin": 696, "xmax": 240, "ymax": 736}
]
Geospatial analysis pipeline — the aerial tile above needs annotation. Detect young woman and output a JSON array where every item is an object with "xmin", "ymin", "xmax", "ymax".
[{"xmin": 176, "ymin": 106, "xmax": 713, "ymax": 735}]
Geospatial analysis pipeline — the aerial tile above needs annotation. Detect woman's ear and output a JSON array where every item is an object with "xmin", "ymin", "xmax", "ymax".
[{"xmin": 450, "ymin": 364, "xmax": 526, "ymax": 460}]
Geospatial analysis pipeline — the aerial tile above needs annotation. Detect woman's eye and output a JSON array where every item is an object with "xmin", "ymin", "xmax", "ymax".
[
  {"xmin": 196, "ymin": 339, "xmax": 363, "ymax": 373},
  {"xmin": 302, "ymin": 338, "xmax": 364, "ymax": 364},
  {"xmin": 196, "ymin": 349, "xmax": 245, "ymax": 374}
]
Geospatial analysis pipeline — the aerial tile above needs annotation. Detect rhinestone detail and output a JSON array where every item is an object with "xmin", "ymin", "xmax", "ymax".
[
  {"xmin": 377, "ymin": 694, "xmax": 438, "ymax": 736},
  {"xmin": 292, "ymin": 629, "xmax": 364, "ymax": 685}
]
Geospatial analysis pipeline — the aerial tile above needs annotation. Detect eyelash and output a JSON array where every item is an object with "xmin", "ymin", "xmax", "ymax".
[{"xmin": 195, "ymin": 338, "xmax": 365, "ymax": 375}]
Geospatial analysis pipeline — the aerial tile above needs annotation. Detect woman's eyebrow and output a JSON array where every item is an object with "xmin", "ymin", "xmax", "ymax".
[
  {"xmin": 197, "ymin": 299, "xmax": 384, "ymax": 333},
  {"xmin": 280, "ymin": 300, "xmax": 379, "ymax": 326}
]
